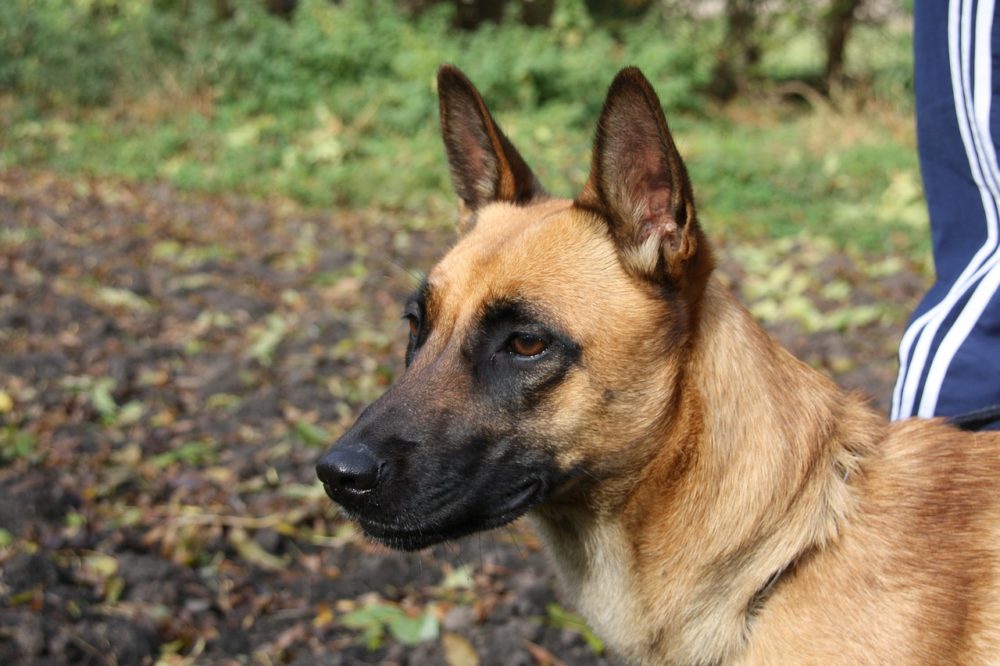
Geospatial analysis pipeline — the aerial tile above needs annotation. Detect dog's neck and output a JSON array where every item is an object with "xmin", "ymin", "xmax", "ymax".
[{"xmin": 532, "ymin": 278, "xmax": 883, "ymax": 665}]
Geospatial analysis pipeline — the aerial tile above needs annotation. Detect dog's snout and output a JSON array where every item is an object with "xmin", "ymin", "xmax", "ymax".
[{"xmin": 316, "ymin": 442, "xmax": 381, "ymax": 497}]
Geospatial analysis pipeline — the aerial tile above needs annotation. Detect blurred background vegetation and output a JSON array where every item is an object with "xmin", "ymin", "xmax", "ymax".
[{"xmin": 0, "ymin": 0, "xmax": 921, "ymax": 251}]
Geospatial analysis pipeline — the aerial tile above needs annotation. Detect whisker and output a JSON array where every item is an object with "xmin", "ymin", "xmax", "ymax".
[
  {"xmin": 477, "ymin": 532, "xmax": 485, "ymax": 573},
  {"xmin": 489, "ymin": 529, "xmax": 501, "ymax": 567},
  {"xmin": 507, "ymin": 524, "xmax": 526, "ymax": 560},
  {"xmin": 383, "ymin": 259, "xmax": 426, "ymax": 287}
]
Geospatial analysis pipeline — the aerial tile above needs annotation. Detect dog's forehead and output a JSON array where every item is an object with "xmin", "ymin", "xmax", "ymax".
[
  {"xmin": 426, "ymin": 199, "xmax": 652, "ymax": 331},
  {"xmin": 431, "ymin": 200, "xmax": 606, "ymax": 294}
]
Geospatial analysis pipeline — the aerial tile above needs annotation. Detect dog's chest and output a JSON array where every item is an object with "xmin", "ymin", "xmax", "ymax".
[{"xmin": 531, "ymin": 517, "xmax": 649, "ymax": 660}]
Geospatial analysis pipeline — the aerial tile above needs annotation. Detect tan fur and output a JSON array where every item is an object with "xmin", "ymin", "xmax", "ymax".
[{"xmin": 411, "ymin": 66, "xmax": 1000, "ymax": 664}]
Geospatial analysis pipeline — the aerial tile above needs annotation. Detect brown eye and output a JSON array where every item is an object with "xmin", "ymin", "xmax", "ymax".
[
  {"xmin": 509, "ymin": 334, "xmax": 546, "ymax": 358},
  {"xmin": 403, "ymin": 312, "xmax": 420, "ymax": 340}
]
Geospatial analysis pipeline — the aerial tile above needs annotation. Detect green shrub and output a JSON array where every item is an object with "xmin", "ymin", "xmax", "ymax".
[{"xmin": 0, "ymin": 0, "xmax": 157, "ymax": 107}]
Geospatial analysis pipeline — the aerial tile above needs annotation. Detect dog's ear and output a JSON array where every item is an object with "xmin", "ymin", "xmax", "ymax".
[
  {"xmin": 578, "ymin": 67, "xmax": 711, "ymax": 290},
  {"xmin": 438, "ymin": 64, "xmax": 543, "ymax": 231}
]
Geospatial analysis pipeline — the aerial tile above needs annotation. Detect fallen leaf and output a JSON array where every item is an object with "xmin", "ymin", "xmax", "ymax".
[
  {"xmin": 442, "ymin": 631, "xmax": 479, "ymax": 666},
  {"xmin": 228, "ymin": 528, "xmax": 287, "ymax": 571},
  {"xmin": 0, "ymin": 390, "xmax": 13, "ymax": 413},
  {"xmin": 523, "ymin": 640, "xmax": 566, "ymax": 666}
]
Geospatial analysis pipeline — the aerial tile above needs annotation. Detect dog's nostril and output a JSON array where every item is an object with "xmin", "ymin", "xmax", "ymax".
[{"xmin": 316, "ymin": 444, "xmax": 381, "ymax": 495}]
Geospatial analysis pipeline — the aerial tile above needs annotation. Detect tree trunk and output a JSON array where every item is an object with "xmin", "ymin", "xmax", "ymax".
[
  {"xmin": 453, "ymin": 0, "xmax": 509, "ymax": 30},
  {"xmin": 708, "ymin": 0, "xmax": 762, "ymax": 101},
  {"xmin": 823, "ymin": 0, "xmax": 864, "ymax": 86}
]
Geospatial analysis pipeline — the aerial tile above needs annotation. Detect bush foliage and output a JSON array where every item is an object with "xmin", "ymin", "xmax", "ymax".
[
  {"xmin": 2, "ymin": 0, "xmax": 717, "ymax": 114},
  {"xmin": 0, "ymin": 0, "xmax": 726, "ymax": 205}
]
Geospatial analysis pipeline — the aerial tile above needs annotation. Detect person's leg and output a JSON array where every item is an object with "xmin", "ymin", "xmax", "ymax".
[{"xmin": 892, "ymin": 0, "xmax": 1000, "ymax": 431}]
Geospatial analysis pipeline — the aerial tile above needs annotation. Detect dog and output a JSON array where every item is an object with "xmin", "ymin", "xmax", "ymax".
[{"xmin": 317, "ymin": 65, "xmax": 1000, "ymax": 664}]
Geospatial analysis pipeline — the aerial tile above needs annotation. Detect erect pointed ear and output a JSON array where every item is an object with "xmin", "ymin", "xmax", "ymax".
[
  {"xmin": 437, "ymin": 64, "xmax": 544, "ymax": 231},
  {"xmin": 577, "ymin": 67, "xmax": 712, "ymax": 291}
]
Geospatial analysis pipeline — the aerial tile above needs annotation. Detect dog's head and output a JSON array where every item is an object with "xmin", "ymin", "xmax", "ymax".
[{"xmin": 316, "ymin": 66, "xmax": 713, "ymax": 550}]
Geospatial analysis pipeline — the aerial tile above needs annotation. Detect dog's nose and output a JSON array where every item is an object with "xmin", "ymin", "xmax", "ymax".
[{"xmin": 316, "ymin": 443, "xmax": 381, "ymax": 496}]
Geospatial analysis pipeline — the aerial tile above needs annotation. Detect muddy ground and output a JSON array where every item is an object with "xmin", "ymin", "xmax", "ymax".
[{"xmin": 0, "ymin": 169, "xmax": 927, "ymax": 665}]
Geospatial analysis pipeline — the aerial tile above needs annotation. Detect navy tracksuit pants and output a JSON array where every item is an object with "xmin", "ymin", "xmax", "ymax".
[{"xmin": 892, "ymin": 0, "xmax": 1000, "ymax": 431}]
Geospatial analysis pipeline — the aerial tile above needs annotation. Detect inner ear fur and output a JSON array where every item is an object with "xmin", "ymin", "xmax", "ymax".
[
  {"xmin": 577, "ymin": 67, "xmax": 712, "ymax": 292},
  {"xmin": 437, "ymin": 65, "xmax": 543, "ymax": 230}
]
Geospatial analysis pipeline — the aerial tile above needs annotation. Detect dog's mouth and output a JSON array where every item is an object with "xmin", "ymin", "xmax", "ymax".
[{"xmin": 352, "ymin": 478, "xmax": 547, "ymax": 551}]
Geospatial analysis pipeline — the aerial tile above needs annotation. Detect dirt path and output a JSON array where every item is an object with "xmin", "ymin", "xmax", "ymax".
[{"xmin": 0, "ymin": 169, "xmax": 926, "ymax": 665}]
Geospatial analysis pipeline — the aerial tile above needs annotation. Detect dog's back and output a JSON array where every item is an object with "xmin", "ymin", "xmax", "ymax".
[{"xmin": 742, "ymin": 419, "xmax": 1000, "ymax": 663}]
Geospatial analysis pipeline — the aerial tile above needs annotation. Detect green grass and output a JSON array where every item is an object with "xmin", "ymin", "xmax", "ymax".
[
  {"xmin": 678, "ymin": 108, "xmax": 924, "ymax": 252},
  {"xmin": 0, "ymin": 98, "xmax": 922, "ymax": 255},
  {"xmin": 0, "ymin": 0, "xmax": 924, "ymax": 255}
]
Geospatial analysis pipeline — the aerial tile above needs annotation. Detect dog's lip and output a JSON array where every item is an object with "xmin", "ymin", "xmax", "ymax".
[
  {"xmin": 355, "ymin": 478, "xmax": 547, "ymax": 551},
  {"xmin": 495, "ymin": 478, "xmax": 543, "ymax": 515}
]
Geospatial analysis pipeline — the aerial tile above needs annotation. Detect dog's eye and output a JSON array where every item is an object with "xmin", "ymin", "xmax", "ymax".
[
  {"xmin": 508, "ymin": 333, "xmax": 547, "ymax": 358},
  {"xmin": 403, "ymin": 313, "xmax": 420, "ymax": 339}
]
